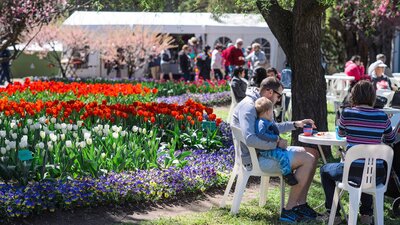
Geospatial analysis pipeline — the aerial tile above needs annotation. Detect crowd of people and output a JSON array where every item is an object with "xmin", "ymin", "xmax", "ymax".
[{"xmin": 147, "ymin": 37, "xmax": 284, "ymax": 82}]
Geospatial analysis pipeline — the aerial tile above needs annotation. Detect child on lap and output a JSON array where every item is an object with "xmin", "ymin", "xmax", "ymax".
[{"xmin": 255, "ymin": 97, "xmax": 298, "ymax": 186}]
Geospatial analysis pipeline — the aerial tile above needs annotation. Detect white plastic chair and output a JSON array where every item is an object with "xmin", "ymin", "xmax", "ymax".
[
  {"xmin": 220, "ymin": 125, "xmax": 285, "ymax": 215},
  {"xmin": 328, "ymin": 144, "xmax": 394, "ymax": 225}
]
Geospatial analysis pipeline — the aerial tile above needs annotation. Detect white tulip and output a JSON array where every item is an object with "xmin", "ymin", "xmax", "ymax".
[
  {"xmin": 120, "ymin": 131, "xmax": 126, "ymax": 137},
  {"xmin": 101, "ymin": 152, "xmax": 106, "ymax": 159},
  {"xmin": 72, "ymin": 125, "xmax": 78, "ymax": 131},
  {"xmin": 61, "ymin": 123, "xmax": 67, "ymax": 130},
  {"xmin": 10, "ymin": 122, "xmax": 16, "ymax": 129},
  {"xmin": 50, "ymin": 117, "xmax": 56, "ymax": 124},
  {"xmin": 103, "ymin": 130, "xmax": 109, "ymax": 136},
  {"xmin": 19, "ymin": 142, "xmax": 27, "ymax": 148},
  {"xmin": 86, "ymin": 138, "xmax": 92, "ymax": 145},
  {"xmin": 77, "ymin": 121, "xmax": 83, "ymax": 127},
  {"xmin": 6, "ymin": 145, "xmax": 10, "ymax": 151},
  {"xmin": 49, "ymin": 133, "xmax": 57, "ymax": 142},
  {"xmin": 112, "ymin": 143, "xmax": 116, "ymax": 149},
  {"xmin": 35, "ymin": 123, "xmax": 41, "ymax": 130},
  {"xmin": 0, "ymin": 130, "xmax": 6, "ymax": 138},
  {"xmin": 84, "ymin": 132, "xmax": 91, "ymax": 140},
  {"xmin": 27, "ymin": 119, "xmax": 33, "ymax": 125},
  {"xmin": 80, "ymin": 141, "xmax": 86, "ymax": 148},
  {"xmin": 23, "ymin": 127, "xmax": 28, "ymax": 134},
  {"xmin": 40, "ymin": 131, "xmax": 46, "ymax": 139},
  {"xmin": 0, "ymin": 147, "xmax": 6, "ymax": 155},
  {"xmin": 11, "ymin": 133, "xmax": 17, "ymax": 140},
  {"xmin": 67, "ymin": 124, "xmax": 73, "ymax": 131},
  {"xmin": 61, "ymin": 129, "xmax": 67, "ymax": 134},
  {"xmin": 104, "ymin": 124, "xmax": 110, "ymax": 130},
  {"xmin": 149, "ymin": 130, "xmax": 153, "ymax": 136},
  {"xmin": 138, "ymin": 128, "xmax": 142, "ymax": 133},
  {"xmin": 65, "ymin": 140, "xmax": 72, "ymax": 148},
  {"xmin": 112, "ymin": 125, "xmax": 118, "ymax": 132},
  {"xmin": 60, "ymin": 133, "xmax": 65, "ymax": 141},
  {"xmin": 97, "ymin": 130, "xmax": 103, "ymax": 136},
  {"xmin": 112, "ymin": 132, "xmax": 119, "ymax": 139},
  {"xmin": 21, "ymin": 135, "xmax": 28, "ymax": 142},
  {"xmin": 39, "ymin": 117, "xmax": 46, "ymax": 124},
  {"xmin": 55, "ymin": 123, "xmax": 61, "ymax": 130},
  {"xmin": 132, "ymin": 126, "xmax": 139, "ymax": 132},
  {"xmin": 142, "ymin": 128, "xmax": 147, "ymax": 134},
  {"xmin": 93, "ymin": 127, "xmax": 99, "ymax": 133},
  {"xmin": 5, "ymin": 139, "xmax": 9, "ymax": 145},
  {"xmin": 72, "ymin": 132, "xmax": 78, "ymax": 138},
  {"xmin": 38, "ymin": 142, "xmax": 45, "ymax": 149},
  {"xmin": 9, "ymin": 141, "xmax": 16, "ymax": 149}
]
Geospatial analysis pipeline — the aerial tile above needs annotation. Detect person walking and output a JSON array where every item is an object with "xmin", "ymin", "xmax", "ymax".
[
  {"xmin": 178, "ymin": 45, "xmax": 192, "ymax": 81},
  {"xmin": 0, "ymin": 48, "xmax": 12, "ymax": 85},
  {"xmin": 211, "ymin": 44, "xmax": 224, "ymax": 81}
]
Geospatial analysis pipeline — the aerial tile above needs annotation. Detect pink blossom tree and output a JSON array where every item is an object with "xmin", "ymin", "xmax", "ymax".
[
  {"xmin": 95, "ymin": 26, "xmax": 175, "ymax": 78},
  {"xmin": 0, "ymin": 0, "xmax": 68, "ymax": 58},
  {"xmin": 25, "ymin": 23, "xmax": 94, "ymax": 77}
]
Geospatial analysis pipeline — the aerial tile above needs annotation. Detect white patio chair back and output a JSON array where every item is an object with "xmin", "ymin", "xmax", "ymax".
[
  {"xmin": 226, "ymin": 83, "xmax": 237, "ymax": 124},
  {"xmin": 220, "ymin": 125, "xmax": 285, "ymax": 215},
  {"xmin": 376, "ymin": 89, "xmax": 394, "ymax": 108},
  {"xmin": 328, "ymin": 144, "xmax": 394, "ymax": 225}
]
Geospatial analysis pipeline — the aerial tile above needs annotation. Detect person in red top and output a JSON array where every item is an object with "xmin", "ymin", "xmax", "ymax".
[
  {"xmin": 344, "ymin": 55, "xmax": 366, "ymax": 82},
  {"xmin": 225, "ymin": 39, "xmax": 245, "ymax": 73}
]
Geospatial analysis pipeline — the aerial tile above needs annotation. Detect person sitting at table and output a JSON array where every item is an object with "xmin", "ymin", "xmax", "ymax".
[
  {"xmin": 371, "ymin": 62, "xmax": 397, "ymax": 91},
  {"xmin": 232, "ymin": 77, "xmax": 320, "ymax": 223},
  {"xmin": 320, "ymin": 80, "xmax": 395, "ymax": 225},
  {"xmin": 254, "ymin": 97, "xmax": 297, "ymax": 186},
  {"xmin": 344, "ymin": 55, "xmax": 368, "ymax": 86}
]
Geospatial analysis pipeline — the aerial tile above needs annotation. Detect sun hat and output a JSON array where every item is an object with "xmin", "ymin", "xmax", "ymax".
[
  {"xmin": 377, "ymin": 62, "xmax": 387, "ymax": 68},
  {"xmin": 188, "ymin": 37, "xmax": 198, "ymax": 45}
]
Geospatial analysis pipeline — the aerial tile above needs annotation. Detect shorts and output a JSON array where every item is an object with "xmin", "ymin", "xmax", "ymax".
[{"xmin": 258, "ymin": 146, "xmax": 300, "ymax": 173}]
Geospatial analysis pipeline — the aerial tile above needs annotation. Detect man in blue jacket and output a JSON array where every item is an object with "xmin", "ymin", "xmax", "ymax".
[
  {"xmin": 0, "ymin": 48, "xmax": 12, "ymax": 85},
  {"xmin": 232, "ymin": 77, "xmax": 319, "ymax": 223}
]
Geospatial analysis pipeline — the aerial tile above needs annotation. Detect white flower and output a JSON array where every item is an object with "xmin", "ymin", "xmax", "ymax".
[
  {"xmin": 27, "ymin": 119, "xmax": 33, "ymax": 125},
  {"xmin": 0, "ymin": 130, "xmax": 6, "ymax": 138},
  {"xmin": 80, "ymin": 141, "xmax": 86, "ymax": 148},
  {"xmin": 21, "ymin": 135, "xmax": 28, "ymax": 143},
  {"xmin": 60, "ymin": 133, "xmax": 65, "ymax": 141},
  {"xmin": 97, "ymin": 130, "xmax": 103, "ymax": 136},
  {"xmin": 149, "ymin": 130, "xmax": 153, "ymax": 136},
  {"xmin": 23, "ymin": 127, "xmax": 28, "ymax": 134},
  {"xmin": 39, "ymin": 117, "xmax": 46, "ymax": 124},
  {"xmin": 84, "ymin": 132, "xmax": 91, "ymax": 140},
  {"xmin": 40, "ymin": 131, "xmax": 46, "ymax": 139},
  {"xmin": 104, "ymin": 124, "xmax": 110, "ymax": 130},
  {"xmin": 9, "ymin": 141, "xmax": 16, "ymax": 149},
  {"xmin": 0, "ymin": 147, "xmax": 6, "ymax": 155},
  {"xmin": 49, "ymin": 133, "xmax": 57, "ymax": 142},
  {"xmin": 5, "ymin": 139, "xmax": 9, "ymax": 145},
  {"xmin": 93, "ymin": 127, "xmax": 99, "ymax": 133},
  {"xmin": 103, "ymin": 130, "xmax": 109, "ymax": 136},
  {"xmin": 37, "ymin": 142, "xmax": 45, "ymax": 149},
  {"xmin": 19, "ymin": 141, "xmax": 27, "ymax": 148},
  {"xmin": 72, "ymin": 125, "xmax": 78, "ymax": 131},
  {"xmin": 138, "ymin": 128, "xmax": 142, "ymax": 133},
  {"xmin": 50, "ymin": 117, "xmax": 56, "ymax": 124},
  {"xmin": 35, "ymin": 123, "xmax": 41, "ymax": 130},
  {"xmin": 112, "ymin": 143, "xmax": 116, "ymax": 149},
  {"xmin": 120, "ymin": 131, "xmax": 126, "ymax": 137},
  {"xmin": 61, "ymin": 129, "xmax": 67, "ymax": 134},
  {"xmin": 61, "ymin": 123, "xmax": 67, "ymax": 130},
  {"xmin": 65, "ymin": 140, "xmax": 72, "ymax": 148},
  {"xmin": 132, "ymin": 126, "xmax": 139, "ymax": 132},
  {"xmin": 101, "ymin": 152, "xmax": 106, "ymax": 159},
  {"xmin": 112, "ymin": 125, "xmax": 118, "ymax": 132},
  {"xmin": 5, "ymin": 145, "xmax": 10, "ymax": 151},
  {"xmin": 142, "ymin": 128, "xmax": 147, "ymax": 134},
  {"xmin": 11, "ymin": 133, "xmax": 17, "ymax": 140},
  {"xmin": 67, "ymin": 124, "xmax": 73, "ymax": 131},
  {"xmin": 77, "ymin": 120, "xmax": 83, "ymax": 127},
  {"xmin": 0, "ymin": 119, "xmax": 2, "ymax": 124},
  {"xmin": 10, "ymin": 122, "xmax": 17, "ymax": 130},
  {"xmin": 86, "ymin": 138, "xmax": 92, "ymax": 145},
  {"xmin": 55, "ymin": 123, "xmax": 61, "ymax": 130},
  {"xmin": 72, "ymin": 132, "xmax": 78, "ymax": 138},
  {"xmin": 112, "ymin": 132, "xmax": 119, "ymax": 139}
]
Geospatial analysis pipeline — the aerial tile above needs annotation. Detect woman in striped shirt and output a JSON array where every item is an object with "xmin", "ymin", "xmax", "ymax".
[{"xmin": 320, "ymin": 80, "xmax": 395, "ymax": 224}]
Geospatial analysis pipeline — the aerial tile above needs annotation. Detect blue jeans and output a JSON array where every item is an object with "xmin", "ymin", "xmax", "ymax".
[{"xmin": 320, "ymin": 162, "xmax": 386, "ymax": 216}]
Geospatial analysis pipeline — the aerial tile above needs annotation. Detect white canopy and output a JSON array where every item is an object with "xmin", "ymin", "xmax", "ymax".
[{"xmin": 63, "ymin": 11, "xmax": 269, "ymax": 34}]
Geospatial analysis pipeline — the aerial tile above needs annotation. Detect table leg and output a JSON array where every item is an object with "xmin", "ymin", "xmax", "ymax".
[{"xmin": 317, "ymin": 145, "xmax": 327, "ymax": 164}]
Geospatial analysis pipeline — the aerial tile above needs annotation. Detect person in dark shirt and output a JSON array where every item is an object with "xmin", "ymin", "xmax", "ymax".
[
  {"xmin": 196, "ymin": 45, "xmax": 211, "ymax": 80},
  {"xmin": 0, "ymin": 49, "xmax": 11, "ymax": 85},
  {"xmin": 178, "ymin": 45, "xmax": 192, "ymax": 81}
]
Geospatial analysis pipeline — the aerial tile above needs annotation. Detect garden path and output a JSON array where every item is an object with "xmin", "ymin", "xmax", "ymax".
[{"xmin": 21, "ymin": 182, "xmax": 269, "ymax": 225}]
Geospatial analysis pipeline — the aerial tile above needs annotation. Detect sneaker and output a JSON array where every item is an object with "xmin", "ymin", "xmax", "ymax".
[
  {"xmin": 283, "ymin": 173, "xmax": 298, "ymax": 186},
  {"xmin": 360, "ymin": 214, "xmax": 373, "ymax": 225},
  {"xmin": 292, "ymin": 203, "xmax": 321, "ymax": 219},
  {"xmin": 279, "ymin": 208, "xmax": 306, "ymax": 223}
]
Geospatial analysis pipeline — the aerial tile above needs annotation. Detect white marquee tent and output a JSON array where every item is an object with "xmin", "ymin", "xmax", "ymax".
[{"xmin": 63, "ymin": 11, "xmax": 286, "ymax": 77}]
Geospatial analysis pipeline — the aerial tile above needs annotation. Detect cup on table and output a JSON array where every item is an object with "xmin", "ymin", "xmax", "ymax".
[{"xmin": 303, "ymin": 124, "xmax": 313, "ymax": 136}]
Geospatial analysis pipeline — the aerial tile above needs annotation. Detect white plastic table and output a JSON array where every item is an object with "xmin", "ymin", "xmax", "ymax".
[{"xmin": 299, "ymin": 132, "xmax": 347, "ymax": 164}]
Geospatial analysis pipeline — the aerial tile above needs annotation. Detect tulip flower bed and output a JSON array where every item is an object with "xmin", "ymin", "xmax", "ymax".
[
  {"xmin": 35, "ymin": 77, "xmax": 231, "ymax": 96},
  {"xmin": 0, "ymin": 78, "xmax": 234, "ymax": 221},
  {"xmin": 157, "ymin": 91, "xmax": 231, "ymax": 107}
]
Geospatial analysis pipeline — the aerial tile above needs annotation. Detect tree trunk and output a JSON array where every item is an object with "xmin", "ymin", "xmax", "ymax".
[{"xmin": 257, "ymin": 0, "xmax": 328, "ymax": 149}]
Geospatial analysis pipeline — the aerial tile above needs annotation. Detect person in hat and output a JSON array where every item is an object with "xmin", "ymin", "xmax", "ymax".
[
  {"xmin": 188, "ymin": 37, "xmax": 200, "ymax": 65},
  {"xmin": 368, "ymin": 54, "xmax": 393, "ymax": 78},
  {"xmin": 371, "ymin": 62, "xmax": 397, "ymax": 91}
]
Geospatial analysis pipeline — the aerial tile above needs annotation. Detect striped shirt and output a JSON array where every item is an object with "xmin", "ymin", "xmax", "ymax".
[{"xmin": 339, "ymin": 106, "xmax": 395, "ymax": 149}]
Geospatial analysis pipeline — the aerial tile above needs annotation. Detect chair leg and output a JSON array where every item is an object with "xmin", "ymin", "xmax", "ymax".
[
  {"xmin": 280, "ymin": 176, "xmax": 285, "ymax": 214},
  {"xmin": 373, "ymin": 193, "xmax": 384, "ymax": 225},
  {"xmin": 347, "ymin": 190, "xmax": 362, "ymax": 225},
  {"xmin": 230, "ymin": 171, "xmax": 250, "ymax": 214},
  {"xmin": 220, "ymin": 164, "xmax": 238, "ymax": 207},
  {"xmin": 328, "ymin": 187, "xmax": 340, "ymax": 225},
  {"xmin": 259, "ymin": 176, "xmax": 270, "ymax": 207}
]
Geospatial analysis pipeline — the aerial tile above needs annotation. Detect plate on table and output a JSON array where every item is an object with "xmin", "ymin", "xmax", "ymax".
[{"xmin": 314, "ymin": 132, "xmax": 334, "ymax": 139}]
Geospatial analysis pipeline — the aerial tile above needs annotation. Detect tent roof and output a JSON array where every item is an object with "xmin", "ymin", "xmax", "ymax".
[{"xmin": 63, "ymin": 11, "xmax": 269, "ymax": 28}]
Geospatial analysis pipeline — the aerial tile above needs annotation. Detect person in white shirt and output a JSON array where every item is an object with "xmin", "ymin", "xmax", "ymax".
[
  {"xmin": 368, "ymin": 54, "xmax": 393, "ymax": 78},
  {"xmin": 211, "ymin": 44, "xmax": 225, "ymax": 80}
]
